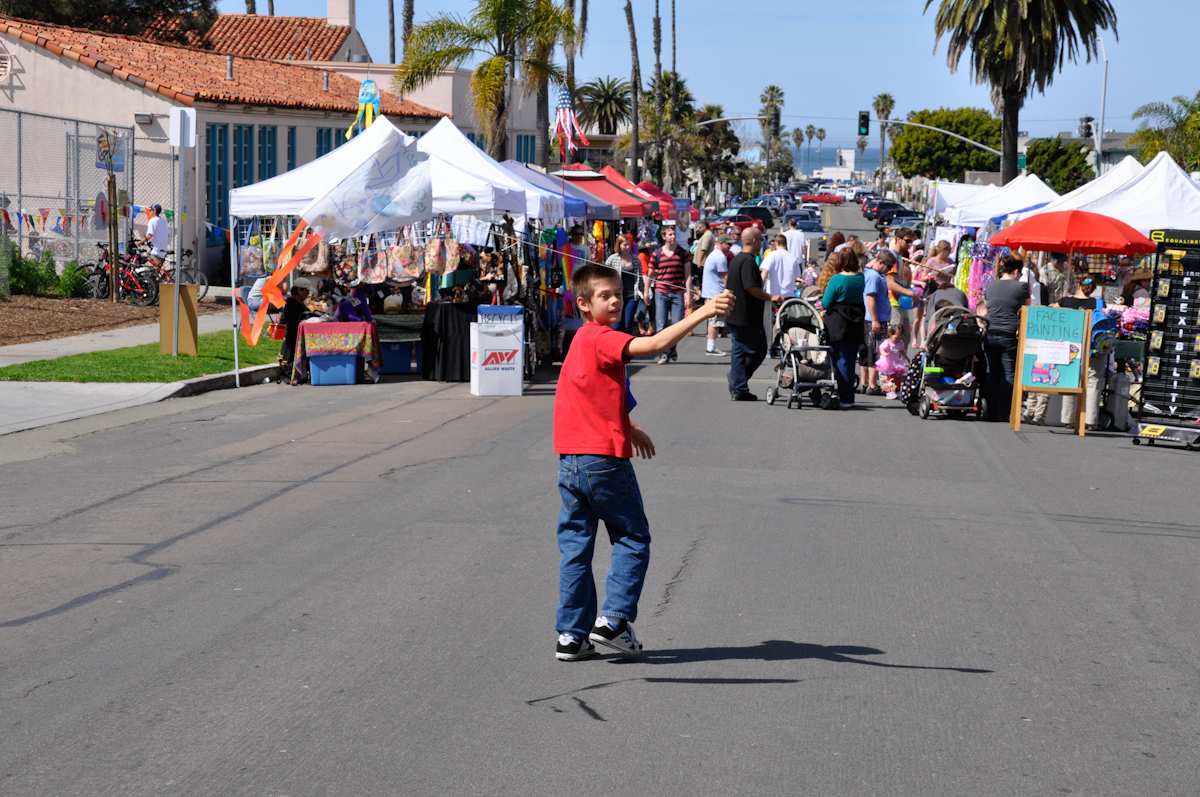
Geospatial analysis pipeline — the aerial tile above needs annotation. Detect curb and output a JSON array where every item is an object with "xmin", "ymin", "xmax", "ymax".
[{"xmin": 167, "ymin": 364, "xmax": 281, "ymax": 398}]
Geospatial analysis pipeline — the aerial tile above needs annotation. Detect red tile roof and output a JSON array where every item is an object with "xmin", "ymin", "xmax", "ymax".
[
  {"xmin": 0, "ymin": 15, "xmax": 441, "ymax": 117},
  {"xmin": 144, "ymin": 14, "xmax": 355, "ymax": 62}
]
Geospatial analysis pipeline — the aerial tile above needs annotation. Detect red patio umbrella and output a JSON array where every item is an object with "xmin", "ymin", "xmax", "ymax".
[{"xmin": 990, "ymin": 210, "xmax": 1156, "ymax": 256}]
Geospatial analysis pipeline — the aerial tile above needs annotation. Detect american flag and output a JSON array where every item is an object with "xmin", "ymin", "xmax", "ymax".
[{"xmin": 552, "ymin": 88, "xmax": 590, "ymax": 161}]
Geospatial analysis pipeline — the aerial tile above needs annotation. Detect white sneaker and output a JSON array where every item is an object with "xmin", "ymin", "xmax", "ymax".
[
  {"xmin": 655, "ymin": 353, "xmax": 670, "ymax": 365},
  {"xmin": 705, "ymin": 349, "xmax": 727, "ymax": 356},
  {"xmin": 589, "ymin": 616, "xmax": 643, "ymax": 654},
  {"xmin": 556, "ymin": 633, "xmax": 597, "ymax": 661}
]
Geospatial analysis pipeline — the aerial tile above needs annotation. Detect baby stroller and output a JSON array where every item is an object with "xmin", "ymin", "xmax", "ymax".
[
  {"xmin": 765, "ymin": 296, "xmax": 839, "ymax": 410},
  {"xmin": 904, "ymin": 306, "xmax": 987, "ymax": 419}
]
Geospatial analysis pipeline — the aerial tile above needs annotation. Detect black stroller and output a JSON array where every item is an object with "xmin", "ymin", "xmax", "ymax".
[
  {"xmin": 903, "ymin": 306, "xmax": 988, "ymax": 419},
  {"xmin": 765, "ymin": 296, "xmax": 839, "ymax": 410}
]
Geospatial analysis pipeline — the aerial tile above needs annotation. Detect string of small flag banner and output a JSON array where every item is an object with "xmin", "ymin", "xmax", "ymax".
[{"xmin": 0, "ymin": 205, "xmax": 190, "ymax": 236}]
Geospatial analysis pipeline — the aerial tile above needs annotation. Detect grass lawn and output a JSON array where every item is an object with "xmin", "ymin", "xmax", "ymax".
[{"xmin": 0, "ymin": 330, "xmax": 280, "ymax": 382}]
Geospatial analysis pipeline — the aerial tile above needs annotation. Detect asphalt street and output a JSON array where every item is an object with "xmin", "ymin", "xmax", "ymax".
[{"xmin": 2, "ymin": 210, "xmax": 1199, "ymax": 794}]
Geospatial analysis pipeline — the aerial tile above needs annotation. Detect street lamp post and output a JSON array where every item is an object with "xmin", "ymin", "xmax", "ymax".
[{"xmin": 1096, "ymin": 37, "xmax": 1109, "ymax": 174}]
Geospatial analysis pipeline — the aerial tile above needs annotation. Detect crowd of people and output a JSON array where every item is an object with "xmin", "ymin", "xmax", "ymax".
[{"xmin": 588, "ymin": 217, "xmax": 1152, "ymax": 425}]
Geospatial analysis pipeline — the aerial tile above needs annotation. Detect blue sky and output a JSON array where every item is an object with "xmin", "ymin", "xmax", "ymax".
[{"xmin": 220, "ymin": 0, "xmax": 1195, "ymax": 148}]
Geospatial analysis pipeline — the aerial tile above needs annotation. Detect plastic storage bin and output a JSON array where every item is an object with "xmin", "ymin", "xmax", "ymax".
[
  {"xmin": 381, "ymin": 341, "xmax": 417, "ymax": 375},
  {"xmin": 309, "ymin": 354, "xmax": 359, "ymax": 385}
]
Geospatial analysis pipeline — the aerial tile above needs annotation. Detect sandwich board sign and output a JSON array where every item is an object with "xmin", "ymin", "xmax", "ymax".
[{"xmin": 1011, "ymin": 305, "xmax": 1092, "ymax": 436}]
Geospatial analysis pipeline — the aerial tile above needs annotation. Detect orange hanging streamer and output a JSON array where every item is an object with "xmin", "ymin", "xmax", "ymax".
[{"xmin": 236, "ymin": 220, "xmax": 323, "ymax": 346}]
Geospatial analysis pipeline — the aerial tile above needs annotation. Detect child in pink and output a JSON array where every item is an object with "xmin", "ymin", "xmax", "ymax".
[{"xmin": 875, "ymin": 326, "xmax": 909, "ymax": 399}]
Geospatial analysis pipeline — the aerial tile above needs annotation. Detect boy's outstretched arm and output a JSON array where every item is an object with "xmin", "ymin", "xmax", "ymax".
[{"xmin": 627, "ymin": 291, "xmax": 734, "ymax": 358}]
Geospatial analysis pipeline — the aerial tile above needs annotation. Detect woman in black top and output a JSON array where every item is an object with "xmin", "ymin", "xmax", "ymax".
[{"xmin": 978, "ymin": 255, "xmax": 1030, "ymax": 421}]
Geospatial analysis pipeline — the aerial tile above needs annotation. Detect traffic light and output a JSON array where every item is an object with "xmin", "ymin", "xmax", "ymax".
[
  {"xmin": 857, "ymin": 111, "xmax": 870, "ymax": 137},
  {"xmin": 1079, "ymin": 116, "xmax": 1095, "ymax": 139}
]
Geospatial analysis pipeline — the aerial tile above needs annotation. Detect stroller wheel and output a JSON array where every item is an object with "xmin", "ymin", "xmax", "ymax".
[
  {"xmin": 765, "ymin": 386, "xmax": 777, "ymax": 406},
  {"xmin": 919, "ymin": 395, "xmax": 932, "ymax": 419},
  {"xmin": 906, "ymin": 400, "xmax": 920, "ymax": 416},
  {"xmin": 1098, "ymin": 410, "xmax": 1114, "ymax": 431},
  {"xmin": 809, "ymin": 388, "xmax": 823, "ymax": 406},
  {"xmin": 820, "ymin": 393, "xmax": 839, "ymax": 410},
  {"xmin": 787, "ymin": 394, "xmax": 801, "ymax": 409}
]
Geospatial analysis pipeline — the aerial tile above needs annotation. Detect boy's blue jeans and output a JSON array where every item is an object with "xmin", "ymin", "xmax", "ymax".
[{"xmin": 556, "ymin": 454, "xmax": 651, "ymax": 638}]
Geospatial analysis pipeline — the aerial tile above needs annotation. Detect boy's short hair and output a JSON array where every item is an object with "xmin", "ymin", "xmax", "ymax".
[{"xmin": 571, "ymin": 263, "xmax": 620, "ymax": 301}]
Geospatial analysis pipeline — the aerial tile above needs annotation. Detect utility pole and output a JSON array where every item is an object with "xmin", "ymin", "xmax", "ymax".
[{"xmin": 1096, "ymin": 37, "xmax": 1109, "ymax": 174}]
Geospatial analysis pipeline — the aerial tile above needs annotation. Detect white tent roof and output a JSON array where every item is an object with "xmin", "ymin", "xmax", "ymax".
[
  {"xmin": 929, "ymin": 181, "xmax": 998, "ymax": 216},
  {"xmin": 230, "ymin": 116, "xmax": 524, "ymax": 221},
  {"xmin": 946, "ymin": 174, "xmax": 1060, "ymax": 226},
  {"xmin": 1012, "ymin": 156, "xmax": 1144, "ymax": 221},
  {"xmin": 1071, "ymin": 151, "xmax": 1200, "ymax": 235},
  {"xmin": 417, "ymin": 118, "xmax": 563, "ymax": 220}
]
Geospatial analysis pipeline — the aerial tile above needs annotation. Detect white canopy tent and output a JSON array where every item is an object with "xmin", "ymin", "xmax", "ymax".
[
  {"xmin": 417, "ymin": 118, "xmax": 564, "ymax": 221},
  {"xmin": 1010, "ymin": 156, "xmax": 1143, "ymax": 222},
  {"xmin": 1070, "ymin": 151, "xmax": 1200, "ymax": 235},
  {"xmin": 945, "ymin": 174, "xmax": 1060, "ymax": 226},
  {"xmin": 229, "ymin": 116, "xmax": 524, "ymax": 221},
  {"xmin": 928, "ymin": 181, "xmax": 999, "ymax": 217}
]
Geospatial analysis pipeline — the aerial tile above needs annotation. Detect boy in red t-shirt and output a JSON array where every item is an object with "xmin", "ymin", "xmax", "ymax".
[{"xmin": 553, "ymin": 263, "xmax": 733, "ymax": 661}]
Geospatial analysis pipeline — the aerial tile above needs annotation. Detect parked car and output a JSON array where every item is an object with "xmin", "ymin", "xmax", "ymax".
[
  {"xmin": 782, "ymin": 209, "xmax": 820, "ymax": 226},
  {"xmin": 875, "ymin": 203, "xmax": 913, "ymax": 226},
  {"xmin": 864, "ymin": 199, "xmax": 904, "ymax": 221},
  {"xmin": 708, "ymin": 209, "xmax": 766, "ymax": 232},
  {"xmin": 800, "ymin": 193, "xmax": 844, "ymax": 205},
  {"xmin": 888, "ymin": 213, "xmax": 925, "ymax": 231},
  {"xmin": 722, "ymin": 205, "xmax": 775, "ymax": 228}
]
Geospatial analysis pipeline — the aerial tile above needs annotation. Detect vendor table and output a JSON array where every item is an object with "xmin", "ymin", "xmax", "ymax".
[
  {"xmin": 291, "ymin": 321, "xmax": 381, "ymax": 384},
  {"xmin": 421, "ymin": 302, "xmax": 475, "ymax": 382}
]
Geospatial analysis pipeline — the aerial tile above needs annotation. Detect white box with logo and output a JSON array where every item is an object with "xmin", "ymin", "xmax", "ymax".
[{"xmin": 470, "ymin": 321, "xmax": 524, "ymax": 396}]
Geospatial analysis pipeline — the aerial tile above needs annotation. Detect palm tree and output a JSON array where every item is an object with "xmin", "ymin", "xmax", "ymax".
[
  {"xmin": 759, "ymin": 84, "xmax": 785, "ymax": 175},
  {"xmin": 563, "ymin": 0, "xmax": 588, "ymax": 98},
  {"xmin": 396, "ymin": 0, "xmax": 573, "ymax": 161},
  {"xmin": 577, "ymin": 77, "xmax": 632, "ymax": 136},
  {"xmin": 925, "ymin": 0, "xmax": 1118, "ymax": 184},
  {"xmin": 402, "ymin": 0, "xmax": 415, "ymax": 56},
  {"xmin": 245, "ymin": 0, "xmax": 256, "ymax": 13},
  {"xmin": 267, "ymin": 0, "xmax": 274, "ymax": 15},
  {"xmin": 856, "ymin": 135, "xmax": 868, "ymax": 171},
  {"xmin": 816, "ymin": 127, "xmax": 826, "ymax": 169},
  {"xmin": 792, "ymin": 128, "xmax": 806, "ymax": 173},
  {"xmin": 805, "ymin": 124, "xmax": 816, "ymax": 174},
  {"xmin": 872, "ymin": 92, "xmax": 894, "ymax": 183},
  {"xmin": 1131, "ymin": 91, "xmax": 1200, "ymax": 170},
  {"xmin": 523, "ymin": 1, "xmax": 560, "ymax": 168},
  {"xmin": 388, "ymin": 0, "xmax": 396, "ymax": 62},
  {"xmin": 652, "ymin": 0, "xmax": 663, "ymax": 183},
  {"xmin": 623, "ymin": 0, "xmax": 642, "ymax": 181}
]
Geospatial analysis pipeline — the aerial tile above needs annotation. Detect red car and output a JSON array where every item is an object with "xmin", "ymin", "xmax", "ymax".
[
  {"xmin": 801, "ymin": 193, "xmax": 845, "ymax": 205},
  {"xmin": 705, "ymin": 214, "xmax": 764, "ymax": 233}
]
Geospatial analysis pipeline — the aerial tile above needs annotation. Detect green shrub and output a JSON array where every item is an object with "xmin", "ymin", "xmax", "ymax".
[
  {"xmin": 10, "ymin": 251, "xmax": 58, "ymax": 295},
  {"xmin": 57, "ymin": 261, "xmax": 89, "ymax": 298}
]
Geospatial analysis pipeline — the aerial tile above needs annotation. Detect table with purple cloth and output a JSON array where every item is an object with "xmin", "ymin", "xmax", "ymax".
[{"xmin": 291, "ymin": 321, "xmax": 381, "ymax": 384}]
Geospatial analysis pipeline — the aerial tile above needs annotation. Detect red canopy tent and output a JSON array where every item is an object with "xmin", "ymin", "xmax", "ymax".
[
  {"xmin": 634, "ymin": 179, "xmax": 683, "ymax": 221},
  {"xmin": 556, "ymin": 165, "xmax": 655, "ymax": 218},
  {"xmin": 597, "ymin": 167, "xmax": 671, "ymax": 218},
  {"xmin": 990, "ymin": 210, "xmax": 1156, "ymax": 256}
]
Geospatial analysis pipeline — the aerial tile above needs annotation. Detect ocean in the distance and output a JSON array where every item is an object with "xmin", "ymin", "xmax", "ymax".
[{"xmin": 789, "ymin": 144, "xmax": 882, "ymax": 176}]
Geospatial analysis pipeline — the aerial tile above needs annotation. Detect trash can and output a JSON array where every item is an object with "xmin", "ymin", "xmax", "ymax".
[{"xmin": 471, "ymin": 305, "xmax": 524, "ymax": 396}]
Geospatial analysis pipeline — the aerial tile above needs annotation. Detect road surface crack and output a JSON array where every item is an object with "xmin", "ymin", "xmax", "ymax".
[
  {"xmin": 21, "ymin": 673, "xmax": 76, "ymax": 698},
  {"xmin": 652, "ymin": 537, "xmax": 702, "ymax": 618}
]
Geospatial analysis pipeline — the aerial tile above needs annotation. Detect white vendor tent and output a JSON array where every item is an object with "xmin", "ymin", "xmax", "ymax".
[
  {"xmin": 1011, "ymin": 156, "xmax": 1143, "ymax": 222},
  {"xmin": 1071, "ymin": 151, "xmax": 1200, "ymax": 235},
  {"xmin": 229, "ymin": 116, "xmax": 523, "ymax": 221},
  {"xmin": 417, "ymin": 118, "xmax": 564, "ymax": 221},
  {"xmin": 928, "ymin": 181, "xmax": 999, "ymax": 216},
  {"xmin": 945, "ymin": 174, "xmax": 1059, "ymax": 227}
]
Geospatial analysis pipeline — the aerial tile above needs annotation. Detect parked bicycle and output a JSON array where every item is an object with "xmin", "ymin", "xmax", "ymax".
[
  {"xmin": 82, "ymin": 243, "xmax": 159, "ymax": 306},
  {"xmin": 150, "ymin": 247, "xmax": 208, "ymax": 301}
]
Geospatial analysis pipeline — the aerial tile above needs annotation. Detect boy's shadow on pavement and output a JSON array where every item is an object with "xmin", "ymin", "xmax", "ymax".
[{"xmin": 610, "ymin": 639, "xmax": 993, "ymax": 674}]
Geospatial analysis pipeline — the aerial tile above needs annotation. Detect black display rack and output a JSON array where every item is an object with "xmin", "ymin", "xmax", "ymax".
[{"xmin": 1134, "ymin": 229, "xmax": 1200, "ymax": 448}]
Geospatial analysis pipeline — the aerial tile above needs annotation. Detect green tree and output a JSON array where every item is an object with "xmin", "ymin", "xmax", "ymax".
[
  {"xmin": 1025, "ymin": 137, "xmax": 1092, "ymax": 193},
  {"xmin": 577, "ymin": 77, "xmax": 631, "ymax": 136},
  {"xmin": 925, "ymin": 0, "xmax": 1117, "ymax": 184},
  {"xmin": 792, "ymin": 128, "xmax": 807, "ymax": 172},
  {"xmin": 0, "ymin": 0, "xmax": 217, "ymax": 36},
  {"xmin": 856, "ymin": 135, "xmax": 868, "ymax": 163},
  {"xmin": 805, "ymin": 124, "xmax": 816, "ymax": 173},
  {"xmin": 873, "ymin": 92, "xmax": 895, "ymax": 178},
  {"xmin": 395, "ymin": 0, "xmax": 573, "ymax": 161},
  {"xmin": 888, "ymin": 106, "xmax": 1000, "ymax": 179},
  {"xmin": 816, "ymin": 127, "xmax": 826, "ymax": 167},
  {"xmin": 1130, "ymin": 91, "xmax": 1200, "ymax": 171},
  {"xmin": 759, "ymin": 85, "xmax": 785, "ymax": 178},
  {"xmin": 639, "ymin": 71, "xmax": 694, "ymax": 189}
]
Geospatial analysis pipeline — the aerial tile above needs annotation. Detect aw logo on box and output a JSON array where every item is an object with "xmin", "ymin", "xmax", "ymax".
[{"xmin": 481, "ymin": 349, "xmax": 520, "ymax": 367}]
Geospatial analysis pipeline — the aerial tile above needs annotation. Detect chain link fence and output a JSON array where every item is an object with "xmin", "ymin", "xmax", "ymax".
[{"xmin": 0, "ymin": 108, "xmax": 176, "ymax": 270}]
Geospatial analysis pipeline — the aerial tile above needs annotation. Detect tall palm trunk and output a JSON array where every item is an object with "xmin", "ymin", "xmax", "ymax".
[
  {"xmin": 624, "ymin": 0, "xmax": 641, "ymax": 182},
  {"xmin": 402, "ymin": 0, "xmax": 414, "ymax": 58},
  {"xmin": 267, "ymin": 0, "xmax": 274, "ymax": 15},
  {"xmin": 245, "ymin": 0, "xmax": 256, "ymax": 14},
  {"xmin": 652, "ymin": 0, "xmax": 662, "ymax": 185},
  {"xmin": 388, "ymin": 0, "xmax": 395, "ymax": 62},
  {"xmin": 565, "ymin": 0, "xmax": 577, "ymax": 96},
  {"xmin": 1000, "ymin": 89, "xmax": 1021, "ymax": 184},
  {"xmin": 537, "ymin": 78, "xmax": 550, "ymax": 168}
]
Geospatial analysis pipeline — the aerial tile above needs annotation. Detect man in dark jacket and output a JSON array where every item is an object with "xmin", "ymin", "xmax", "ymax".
[{"xmin": 724, "ymin": 227, "xmax": 772, "ymax": 400}]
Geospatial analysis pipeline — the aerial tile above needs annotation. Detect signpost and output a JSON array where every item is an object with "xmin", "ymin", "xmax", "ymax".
[
  {"xmin": 1011, "ymin": 305, "xmax": 1093, "ymax": 436},
  {"xmin": 166, "ymin": 108, "xmax": 197, "ymax": 357}
]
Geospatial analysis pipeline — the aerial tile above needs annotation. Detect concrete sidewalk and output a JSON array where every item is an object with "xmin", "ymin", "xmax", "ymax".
[
  {"xmin": 0, "ymin": 313, "xmax": 231, "ymax": 367},
  {"xmin": 0, "ymin": 311, "xmax": 247, "ymax": 435}
]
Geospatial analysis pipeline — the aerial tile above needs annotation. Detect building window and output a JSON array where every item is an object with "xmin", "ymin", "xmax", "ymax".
[
  {"xmin": 286, "ymin": 126, "xmax": 296, "ymax": 171},
  {"xmin": 465, "ymin": 131, "xmax": 481, "ymax": 148},
  {"xmin": 515, "ymin": 134, "xmax": 537, "ymax": 164},
  {"xmin": 257, "ymin": 126, "xmax": 277, "ymax": 181},
  {"xmin": 232, "ymin": 125, "xmax": 254, "ymax": 188},
  {"xmin": 205, "ymin": 124, "xmax": 229, "ymax": 245},
  {"xmin": 316, "ymin": 127, "xmax": 345, "ymax": 157}
]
